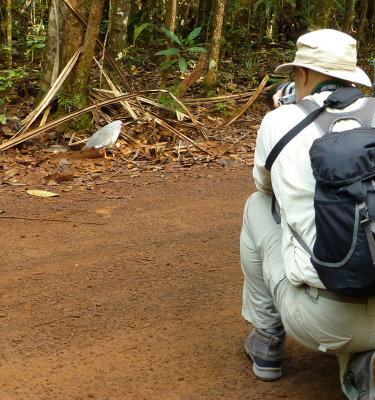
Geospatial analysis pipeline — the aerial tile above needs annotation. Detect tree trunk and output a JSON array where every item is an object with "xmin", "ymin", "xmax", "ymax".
[
  {"xmin": 196, "ymin": 0, "xmax": 206, "ymax": 29},
  {"xmin": 72, "ymin": 0, "xmax": 106, "ymax": 108},
  {"xmin": 6, "ymin": 0, "xmax": 11, "ymax": 67},
  {"xmin": 37, "ymin": 0, "xmax": 65, "ymax": 102},
  {"xmin": 357, "ymin": 0, "xmax": 368, "ymax": 44},
  {"xmin": 196, "ymin": 0, "xmax": 213, "ymax": 40},
  {"xmin": 58, "ymin": 0, "xmax": 86, "ymax": 114},
  {"xmin": 0, "ymin": 4, "xmax": 5, "ymax": 50},
  {"xmin": 310, "ymin": 0, "xmax": 334, "ymax": 29},
  {"xmin": 204, "ymin": 0, "xmax": 226, "ymax": 96},
  {"xmin": 107, "ymin": 0, "xmax": 131, "ymax": 62},
  {"xmin": 159, "ymin": 0, "xmax": 177, "ymax": 91},
  {"xmin": 173, "ymin": 57, "xmax": 208, "ymax": 98},
  {"xmin": 61, "ymin": 0, "xmax": 86, "ymax": 68},
  {"xmin": 342, "ymin": 0, "xmax": 355, "ymax": 33},
  {"xmin": 140, "ymin": 0, "xmax": 159, "ymax": 42},
  {"xmin": 367, "ymin": 0, "xmax": 375, "ymax": 44},
  {"xmin": 165, "ymin": 0, "xmax": 177, "ymax": 46}
]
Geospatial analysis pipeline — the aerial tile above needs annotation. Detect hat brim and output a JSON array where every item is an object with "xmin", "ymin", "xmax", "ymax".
[{"xmin": 275, "ymin": 62, "xmax": 372, "ymax": 87}]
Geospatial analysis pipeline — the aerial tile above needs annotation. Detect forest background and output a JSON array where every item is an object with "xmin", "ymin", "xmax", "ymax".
[{"xmin": 0, "ymin": 0, "xmax": 374, "ymax": 160}]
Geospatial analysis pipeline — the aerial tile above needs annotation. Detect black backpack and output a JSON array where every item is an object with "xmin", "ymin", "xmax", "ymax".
[{"xmin": 266, "ymin": 87, "xmax": 375, "ymax": 297}]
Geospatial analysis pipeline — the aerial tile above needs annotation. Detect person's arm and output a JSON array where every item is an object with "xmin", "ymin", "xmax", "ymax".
[{"xmin": 253, "ymin": 118, "xmax": 273, "ymax": 194}]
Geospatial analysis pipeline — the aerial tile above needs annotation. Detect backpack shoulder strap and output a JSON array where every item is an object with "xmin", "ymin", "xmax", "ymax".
[
  {"xmin": 298, "ymin": 97, "xmax": 375, "ymax": 135},
  {"xmin": 322, "ymin": 97, "xmax": 375, "ymax": 129},
  {"xmin": 265, "ymin": 87, "xmax": 365, "ymax": 171},
  {"xmin": 297, "ymin": 100, "xmax": 331, "ymax": 136},
  {"xmin": 356, "ymin": 97, "xmax": 375, "ymax": 127},
  {"xmin": 326, "ymin": 86, "xmax": 364, "ymax": 108},
  {"xmin": 265, "ymin": 104, "xmax": 326, "ymax": 170}
]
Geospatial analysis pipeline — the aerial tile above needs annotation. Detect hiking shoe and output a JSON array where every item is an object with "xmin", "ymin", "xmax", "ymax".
[
  {"xmin": 244, "ymin": 327, "xmax": 286, "ymax": 381},
  {"xmin": 344, "ymin": 350, "xmax": 375, "ymax": 400}
]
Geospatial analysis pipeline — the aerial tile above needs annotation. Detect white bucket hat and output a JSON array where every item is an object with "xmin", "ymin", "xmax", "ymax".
[{"xmin": 275, "ymin": 29, "xmax": 371, "ymax": 87}]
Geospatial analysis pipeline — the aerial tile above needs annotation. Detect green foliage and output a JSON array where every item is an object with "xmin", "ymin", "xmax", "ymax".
[
  {"xmin": 161, "ymin": 26, "xmax": 182, "ymax": 46},
  {"xmin": 133, "ymin": 23, "xmax": 153, "ymax": 46},
  {"xmin": 158, "ymin": 94, "xmax": 183, "ymax": 112},
  {"xmin": 333, "ymin": 0, "xmax": 345, "ymax": 13},
  {"xmin": 0, "ymin": 0, "xmax": 47, "ymax": 104},
  {"xmin": 71, "ymin": 114, "xmax": 92, "ymax": 131},
  {"xmin": 57, "ymin": 92, "xmax": 89, "ymax": 114},
  {"xmin": 15, "ymin": 11, "xmax": 47, "ymax": 62},
  {"xmin": 56, "ymin": 95, "xmax": 92, "ymax": 131},
  {"xmin": 58, "ymin": 96, "xmax": 76, "ymax": 114},
  {"xmin": 268, "ymin": 44, "xmax": 296, "ymax": 66},
  {"xmin": 178, "ymin": 57, "xmax": 187, "ymax": 74},
  {"xmin": 254, "ymin": 0, "xmax": 281, "ymax": 16},
  {"xmin": 156, "ymin": 48, "xmax": 180, "ymax": 56},
  {"xmin": 186, "ymin": 27, "xmax": 203, "ymax": 42},
  {"xmin": 24, "ymin": 34, "xmax": 46, "ymax": 61},
  {"xmin": 113, "ymin": 23, "xmax": 154, "ymax": 65},
  {"xmin": 294, "ymin": 1, "xmax": 315, "ymax": 21},
  {"xmin": 0, "ymin": 70, "xmax": 23, "ymax": 92},
  {"xmin": 253, "ymin": 0, "xmax": 295, "ymax": 22},
  {"xmin": 155, "ymin": 26, "xmax": 207, "ymax": 74},
  {"xmin": 188, "ymin": 47, "xmax": 207, "ymax": 53},
  {"xmin": 214, "ymin": 102, "xmax": 225, "ymax": 114},
  {"xmin": 0, "ymin": 44, "xmax": 11, "ymax": 58},
  {"xmin": 0, "ymin": 67, "xmax": 26, "ymax": 109}
]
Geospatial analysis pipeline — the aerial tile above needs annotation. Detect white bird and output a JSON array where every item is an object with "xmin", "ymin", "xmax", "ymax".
[{"xmin": 83, "ymin": 120, "xmax": 122, "ymax": 156}]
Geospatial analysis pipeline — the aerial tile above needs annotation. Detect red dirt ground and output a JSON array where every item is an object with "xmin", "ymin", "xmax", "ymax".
[{"xmin": 0, "ymin": 155, "xmax": 345, "ymax": 399}]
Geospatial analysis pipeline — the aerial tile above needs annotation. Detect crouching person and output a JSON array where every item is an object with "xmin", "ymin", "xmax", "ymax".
[{"xmin": 240, "ymin": 29, "xmax": 375, "ymax": 400}]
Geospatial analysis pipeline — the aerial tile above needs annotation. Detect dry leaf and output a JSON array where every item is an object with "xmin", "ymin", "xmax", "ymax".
[
  {"xmin": 26, "ymin": 190, "xmax": 59, "ymax": 198},
  {"xmin": 2, "ymin": 168, "xmax": 19, "ymax": 181}
]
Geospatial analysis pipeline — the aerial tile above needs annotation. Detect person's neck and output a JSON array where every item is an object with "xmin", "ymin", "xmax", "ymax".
[{"xmin": 311, "ymin": 80, "xmax": 347, "ymax": 95}]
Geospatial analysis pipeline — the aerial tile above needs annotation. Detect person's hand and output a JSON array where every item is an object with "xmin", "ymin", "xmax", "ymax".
[{"xmin": 272, "ymin": 90, "xmax": 283, "ymax": 109}]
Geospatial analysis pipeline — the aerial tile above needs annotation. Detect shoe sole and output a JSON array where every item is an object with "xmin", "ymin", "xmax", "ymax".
[
  {"xmin": 346, "ymin": 350, "xmax": 375, "ymax": 400},
  {"xmin": 368, "ymin": 351, "xmax": 375, "ymax": 400},
  {"xmin": 244, "ymin": 348, "xmax": 282, "ymax": 381}
]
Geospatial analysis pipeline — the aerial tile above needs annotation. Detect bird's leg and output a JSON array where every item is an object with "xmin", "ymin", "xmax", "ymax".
[{"xmin": 104, "ymin": 148, "xmax": 116, "ymax": 159}]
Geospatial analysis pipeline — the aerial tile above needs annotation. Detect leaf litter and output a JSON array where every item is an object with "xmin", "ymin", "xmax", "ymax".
[{"xmin": 0, "ymin": 5, "xmax": 272, "ymax": 195}]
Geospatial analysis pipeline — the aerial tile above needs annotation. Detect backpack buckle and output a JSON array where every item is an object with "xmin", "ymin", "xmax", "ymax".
[
  {"xmin": 359, "ymin": 203, "xmax": 371, "ymax": 225},
  {"xmin": 360, "ymin": 215, "xmax": 370, "ymax": 225}
]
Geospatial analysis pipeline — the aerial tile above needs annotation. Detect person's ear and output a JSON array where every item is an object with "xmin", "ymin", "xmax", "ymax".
[{"xmin": 297, "ymin": 67, "xmax": 309, "ymax": 87}]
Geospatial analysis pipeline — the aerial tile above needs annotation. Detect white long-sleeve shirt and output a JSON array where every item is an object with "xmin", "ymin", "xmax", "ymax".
[{"xmin": 253, "ymin": 91, "xmax": 366, "ymax": 288}]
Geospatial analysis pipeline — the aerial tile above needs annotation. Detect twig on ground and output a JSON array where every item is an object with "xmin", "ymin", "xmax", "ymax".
[
  {"xmin": 16, "ymin": 47, "xmax": 83, "ymax": 138},
  {"xmin": 222, "ymin": 74, "xmax": 269, "ymax": 127},
  {"xmin": 0, "ymin": 215, "xmax": 105, "ymax": 225}
]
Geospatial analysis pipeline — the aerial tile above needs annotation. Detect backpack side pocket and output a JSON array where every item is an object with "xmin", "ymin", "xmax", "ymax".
[{"xmin": 312, "ymin": 186, "xmax": 375, "ymax": 296}]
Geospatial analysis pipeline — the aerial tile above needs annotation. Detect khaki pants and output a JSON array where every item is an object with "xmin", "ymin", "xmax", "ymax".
[{"xmin": 240, "ymin": 191, "xmax": 375, "ymax": 400}]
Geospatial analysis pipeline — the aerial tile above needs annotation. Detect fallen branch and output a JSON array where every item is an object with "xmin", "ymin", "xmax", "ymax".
[
  {"xmin": 16, "ymin": 47, "xmax": 83, "ymax": 138},
  {"xmin": 143, "ymin": 109, "xmax": 211, "ymax": 155},
  {"xmin": 173, "ymin": 57, "xmax": 208, "ymax": 98},
  {"xmin": 157, "ymin": 89, "xmax": 208, "ymax": 139},
  {"xmin": 91, "ymin": 87, "xmax": 206, "ymax": 137},
  {"xmin": 222, "ymin": 74, "xmax": 269, "ymax": 127},
  {"xmin": 0, "ymin": 90, "xmax": 206, "ymax": 153},
  {"xmin": 183, "ymin": 91, "xmax": 258, "ymax": 104},
  {"xmin": 94, "ymin": 57, "xmax": 138, "ymax": 120},
  {"xmin": 0, "ymin": 92, "xmax": 142, "ymax": 150},
  {"xmin": 0, "ymin": 215, "xmax": 105, "ymax": 225}
]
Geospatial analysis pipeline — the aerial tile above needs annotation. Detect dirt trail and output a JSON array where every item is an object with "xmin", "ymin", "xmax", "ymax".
[{"xmin": 0, "ymin": 162, "xmax": 344, "ymax": 399}]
